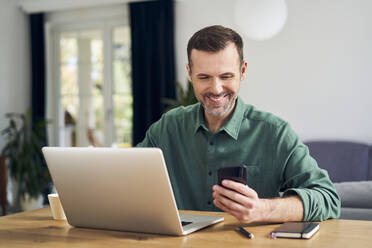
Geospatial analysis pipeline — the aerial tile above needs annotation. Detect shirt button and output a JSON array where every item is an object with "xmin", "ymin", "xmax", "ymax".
[
  {"xmin": 208, "ymin": 171, "xmax": 212, "ymax": 176},
  {"xmin": 209, "ymin": 142, "xmax": 214, "ymax": 146},
  {"xmin": 207, "ymin": 201, "xmax": 211, "ymax": 205}
]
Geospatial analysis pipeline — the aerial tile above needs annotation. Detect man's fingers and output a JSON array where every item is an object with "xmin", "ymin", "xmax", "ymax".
[
  {"xmin": 213, "ymin": 187, "xmax": 254, "ymax": 209},
  {"xmin": 213, "ymin": 191, "xmax": 246, "ymax": 212},
  {"xmin": 221, "ymin": 180, "xmax": 257, "ymax": 198},
  {"xmin": 213, "ymin": 183, "xmax": 257, "ymax": 207}
]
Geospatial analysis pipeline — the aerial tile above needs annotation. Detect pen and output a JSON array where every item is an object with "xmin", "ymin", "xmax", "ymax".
[{"xmin": 238, "ymin": 226, "xmax": 254, "ymax": 239}]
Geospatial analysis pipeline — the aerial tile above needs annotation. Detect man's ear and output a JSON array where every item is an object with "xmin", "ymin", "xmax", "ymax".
[
  {"xmin": 240, "ymin": 61, "xmax": 248, "ymax": 81},
  {"xmin": 186, "ymin": 64, "xmax": 192, "ymax": 82}
]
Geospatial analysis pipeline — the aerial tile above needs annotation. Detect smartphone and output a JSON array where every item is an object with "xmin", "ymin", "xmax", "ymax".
[{"xmin": 217, "ymin": 165, "xmax": 247, "ymax": 186}]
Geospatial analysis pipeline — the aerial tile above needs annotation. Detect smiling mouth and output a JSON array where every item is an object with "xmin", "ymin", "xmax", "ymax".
[{"xmin": 205, "ymin": 93, "xmax": 230, "ymax": 105}]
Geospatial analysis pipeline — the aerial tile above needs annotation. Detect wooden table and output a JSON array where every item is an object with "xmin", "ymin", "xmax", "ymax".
[{"xmin": 1, "ymin": 207, "xmax": 372, "ymax": 247}]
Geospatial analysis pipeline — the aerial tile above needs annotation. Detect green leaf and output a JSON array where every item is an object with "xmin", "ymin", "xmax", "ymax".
[
  {"xmin": 1, "ymin": 109, "xmax": 51, "ymax": 200},
  {"xmin": 162, "ymin": 79, "xmax": 198, "ymax": 113}
]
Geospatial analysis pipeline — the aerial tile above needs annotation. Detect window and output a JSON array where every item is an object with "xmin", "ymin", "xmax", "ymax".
[
  {"xmin": 112, "ymin": 26, "xmax": 133, "ymax": 145},
  {"xmin": 46, "ymin": 5, "xmax": 132, "ymax": 147}
]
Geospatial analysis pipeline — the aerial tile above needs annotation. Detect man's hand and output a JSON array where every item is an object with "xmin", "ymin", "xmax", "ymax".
[
  {"xmin": 212, "ymin": 180, "xmax": 304, "ymax": 223},
  {"xmin": 212, "ymin": 180, "xmax": 265, "ymax": 223}
]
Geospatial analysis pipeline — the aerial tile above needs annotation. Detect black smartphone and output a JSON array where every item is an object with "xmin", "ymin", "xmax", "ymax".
[{"xmin": 217, "ymin": 165, "xmax": 247, "ymax": 186}]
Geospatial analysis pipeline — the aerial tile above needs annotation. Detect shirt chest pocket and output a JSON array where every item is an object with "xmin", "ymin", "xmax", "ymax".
[{"xmin": 245, "ymin": 165, "xmax": 261, "ymax": 193}]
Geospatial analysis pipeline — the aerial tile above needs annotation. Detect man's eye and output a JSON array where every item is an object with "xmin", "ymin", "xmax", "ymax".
[
  {"xmin": 198, "ymin": 76, "xmax": 209, "ymax": 80},
  {"xmin": 221, "ymin": 75, "xmax": 233, "ymax": 79}
]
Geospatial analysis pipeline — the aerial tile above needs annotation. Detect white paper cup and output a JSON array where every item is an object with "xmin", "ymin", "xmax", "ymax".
[{"xmin": 48, "ymin": 193, "xmax": 66, "ymax": 220}]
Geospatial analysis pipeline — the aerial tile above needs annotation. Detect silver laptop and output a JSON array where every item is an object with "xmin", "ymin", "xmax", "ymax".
[{"xmin": 42, "ymin": 147, "xmax": 223, "ymax": 235}]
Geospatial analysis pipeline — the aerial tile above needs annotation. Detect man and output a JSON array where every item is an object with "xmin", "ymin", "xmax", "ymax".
[{"xmin": 137, "ymin": 25, "xmax": 340, "ymax": 223}]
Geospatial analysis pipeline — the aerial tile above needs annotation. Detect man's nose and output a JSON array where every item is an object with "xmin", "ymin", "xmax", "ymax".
[{"xmin": 210, "ymin": 78, "xmax": 223, "ymax": 95}]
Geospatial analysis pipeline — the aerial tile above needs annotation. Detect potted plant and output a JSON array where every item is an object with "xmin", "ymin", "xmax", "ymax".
[
  {"xmin": 162, "ymin": 80, "xmax": 198, "ymax": 112},
  {"xmin": 1, "ymin": 110, "xmax": 51, "ymax": 211}
]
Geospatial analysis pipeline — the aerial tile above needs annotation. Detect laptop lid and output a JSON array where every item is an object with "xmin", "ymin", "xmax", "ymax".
[{"xmin": 42, "ymin": 147, "xmax": 186, "ymax": 235}]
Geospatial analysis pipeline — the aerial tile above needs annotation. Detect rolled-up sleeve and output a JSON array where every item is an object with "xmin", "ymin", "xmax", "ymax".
[{"xmin": 275, "ymin": 123, "xmax": 341, "ymax": 221}]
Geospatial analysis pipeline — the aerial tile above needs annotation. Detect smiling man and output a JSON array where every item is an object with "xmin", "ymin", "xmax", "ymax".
[
  {"xmin": 186, "ymin": 41, "xmax": 243, "ymax": 133},
  {"xmin": 137, "ymin": 25, "xmax": 340, "ymax": 223}
]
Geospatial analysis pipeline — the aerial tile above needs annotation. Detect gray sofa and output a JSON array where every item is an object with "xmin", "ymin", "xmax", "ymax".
[{"xmin": 305, "ymin": 141, "xmax": 372, "ymax": 221}]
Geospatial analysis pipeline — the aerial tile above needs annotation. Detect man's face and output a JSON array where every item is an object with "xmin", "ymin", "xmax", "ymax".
[{"xmin": 187, "ymin": 42, "xmax": 247, "ymax": 118}]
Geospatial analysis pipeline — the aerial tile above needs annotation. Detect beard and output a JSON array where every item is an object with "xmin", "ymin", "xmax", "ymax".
[{"xmin": 198, "ymin": 91, "xmax": 237, "ymax": 117}]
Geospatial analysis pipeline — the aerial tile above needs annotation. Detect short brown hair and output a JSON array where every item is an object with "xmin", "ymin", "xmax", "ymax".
[{"xmin": 187, "ymin": 25, "xmax": 244, "ymax": 69}]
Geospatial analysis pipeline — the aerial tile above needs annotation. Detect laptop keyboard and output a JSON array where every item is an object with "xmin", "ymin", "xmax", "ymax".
[{"xmin": 181, "ymin": 221, "xmax": 192, "ymax": 226}]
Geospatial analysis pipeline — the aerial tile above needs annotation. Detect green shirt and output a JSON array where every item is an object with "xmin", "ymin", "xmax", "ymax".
[{"xmin": 137, "ymin": 97, "xmax": 341, "ymax": 221}]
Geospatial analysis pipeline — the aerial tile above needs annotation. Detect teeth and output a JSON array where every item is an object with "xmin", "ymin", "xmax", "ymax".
[{"xmin": 209, "ymin": 95, "xmax": 224, "ymax": 100}]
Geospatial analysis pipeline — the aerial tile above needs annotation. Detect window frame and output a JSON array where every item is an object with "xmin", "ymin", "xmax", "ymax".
[{"xmin": 45, "ymin": 4, "xmax": 130, "ymax": 147}]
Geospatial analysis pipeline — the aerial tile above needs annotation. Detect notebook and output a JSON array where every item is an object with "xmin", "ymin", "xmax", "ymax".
[
  {"xmin": 270, "ymin": 222, "xmax": 320, "ymax": 239},
  {"xmin": 42, "ymin": 147, "xmax": 223, "ymax": 235}
]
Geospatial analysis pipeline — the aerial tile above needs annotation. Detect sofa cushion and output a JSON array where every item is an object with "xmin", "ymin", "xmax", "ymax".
[
  {"xmin": 305, "ymin": 141, "xmax": 369, "ymax": 182},
  {"xmin": 334, "ymin": 181, "xmax": 372, "ymax": 208},
  {"xmin": 340, "ymin": 207, "xmax": 372, "ymax": 221}
]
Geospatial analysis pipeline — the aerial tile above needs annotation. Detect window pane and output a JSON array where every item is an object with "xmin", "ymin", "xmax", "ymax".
[
  {"xmin": 113, "ymin": 94, "xmax": 132, "ymax": 144},
  {"xmin": 88, "ymin": 85, "xmax": 104, "ymax": 146},
  {"xmin": 81, "ymin": 30, "xmax": 104, "ymax": 147},
  {"xmin": 113, "ymin": 26, "xmax": 131, "ymax": 60},
  {"xmin": 112, "ymin": 26, "xmax": 132, "ymax": 145},
  {"xmin": 59, "ymin": 29, "xmax": 105, "ymax": 147},
  {"xmin": 60, "ymin": 33, "xmax": 77, "ymax": 64},
  {"xmin": 113, "ymin": 60, "xmax": 130, "ymax": 94},
  {"xmin": 113, "ymin": 26, "xmax": 131, "ymax": 94},
  {"xmin": 91, "ymin": 39, "xmax": 103, "ymax": 64},
  {"xmin": 61, "ymin": 95, "xmax": 79, "ymax": 125},
  {"xmin": 91, "ymin": 63, "xmax": 103, "ymax": 88},
  {"xmin": 60, "ymin": 33, "xmax": 78, "ymax": 95},
  {"xmin": 61, "ymin": 64, "xmax": 78, "ymax": 95},
  {"xmin": 61, "ymin": 95, "xmax": 78, "ymax": 146}
]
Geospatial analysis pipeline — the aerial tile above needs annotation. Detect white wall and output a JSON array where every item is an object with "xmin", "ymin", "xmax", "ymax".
[
  {"xmin": 0, "ymin": 0, "xmax": 30, "ymax": 151},
  {"xmin": 1, "ymin": 0, "xmax": 371, "ymax": 145},
  {"xmin": 175, "ymin": 0, "xmax": 372, "ymax": 143}
]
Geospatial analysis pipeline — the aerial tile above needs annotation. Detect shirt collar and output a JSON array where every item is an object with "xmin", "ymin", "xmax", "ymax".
[
  {"xmin": 220, "ymin": 97, "xmax": 245, "ymax": 140},
  {"xmin": 194, "ymin": 103, "xmax": 209, "ymax": 134},
  {"xmin": 193, "ymin": 97, "xmax": 246, "ymax": 140}
]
